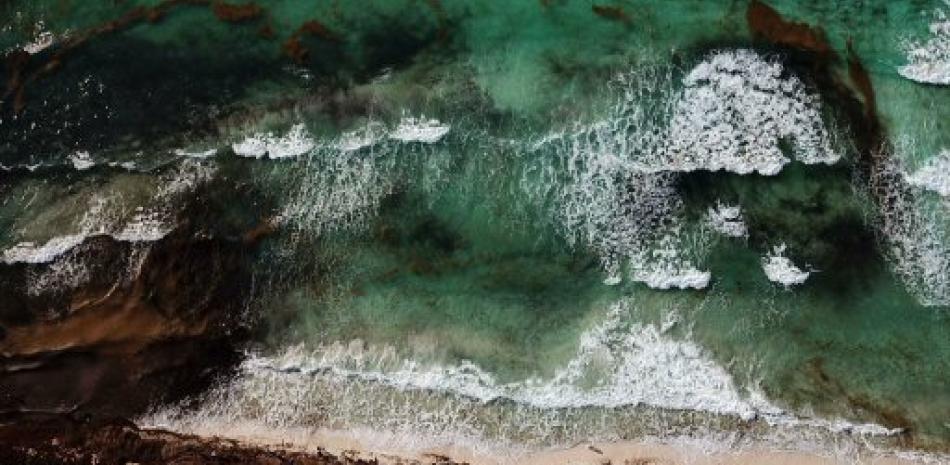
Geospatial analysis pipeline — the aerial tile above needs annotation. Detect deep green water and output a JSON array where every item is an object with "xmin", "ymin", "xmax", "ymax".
[{"xmin": 2, "ymin": 0, "xmax": 949, "ymax": 458}]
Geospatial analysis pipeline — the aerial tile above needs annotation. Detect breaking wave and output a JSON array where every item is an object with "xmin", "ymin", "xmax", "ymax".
[
  {"xmin": 523, "ymin": 50, "xmax": 837, "ymax": 290},
  {"xmin": 1, "ymin": 160, "xmax": 213, "ymax": 264},
  {"xmin": 906, "ymin": 148, "xmax": 950, "ymax": 198},
  {"xmin": 142, "ymin": 297, "xmax": 908, "ymax": 460},
  {"xmin": 898, "ymin": 1, "xmax": 950, "ymax": 85},
  {"xmin": 874, "ymin": 144, "xmax": 950, "ymax": 307}
]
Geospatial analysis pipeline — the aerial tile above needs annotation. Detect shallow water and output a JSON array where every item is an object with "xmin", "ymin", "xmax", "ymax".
[{"xmin": 2, "ymin": 0, "xmax": 949, "ymax": 460}]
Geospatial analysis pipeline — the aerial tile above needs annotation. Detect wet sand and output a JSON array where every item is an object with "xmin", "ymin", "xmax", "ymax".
[{"xmin": 155, "ymin": 420, "xmax": 941, "ymax": 465}]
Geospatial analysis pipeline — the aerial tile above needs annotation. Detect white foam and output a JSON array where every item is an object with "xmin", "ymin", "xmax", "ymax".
[
  {"xmin": 112, "ymin": 210, "xmax": 175, "ymax": 242},
  {"xmin": 0, "ymin": 218, "xmax": 169, "ymax": 265},
  {"xmin": 874, "ymin": 144, "xmax": 950, "ymax": 307},
  {"xmin": 516, "ymin": 306, "xmax": 752, "ymax": 414},
  {"xmin": 336, "ymin": 121, "xmax": 388, "ymax": 152},
  {"xmin": 658, "ymin": 50, "xmax": 839, "ymax": 175},
  {"xmin": 25, "ymin": 248, "xmax": 90, "ymax": 296},
  {"xmin": 1, "ymin": 234, "xmax": 86, "ymax": 264},
  {"xmin": 153, "ymin": 300, "xmax": 764, "ymax": 419},
  {"xmin": 524, "ymin": 120, "xmax": 696, "ymax": 292},
  {"xmin": 23, "ymin": 31, "xmax": 55, "ymax": 54},
  {"xmin": 278, "ymin": 144, "xmax": 395, "ymax": 238},
  {"xmin": 232, "ymin": 123, "xmax": 316, "ymax": 159},
  {"xmin": 761, "ymin": 244, "xmax": 810, "ymax": 286},
  {"xmin": 11, "ymin": 21, "xmax": 58, "ymax": 55},
  {"xmin": 906, "ymin": 149, "xmax": 950, "ymax": 197},
  {"xmin": 898, "ymin": 2, "xmax": 950, "ymax": 85},
  {"xmin": 627, "ymin": 228, "xmax": 713, "ymax": 290},
  {"xmin": 174, "ymin": 148, "xmax": 218, "ymax": 159},
  {"xmin": 389, "ymin": 116, "xmax": 451, "ymax": 144},
  {"xmin": 543, "ymin": 51, "xmax": 838, "ymax": 178},
  {"xmin": 69, "ymin": 150, "xmax": 94, "ymax": 170},
  {"xmin": 707, "ymin": 202, "xmax": 748, "ymax": 238},
  {"xmin": 275, "ymin": 115, "xmax": 464, "ymax": 240},
  {"xmin": 632, "ymin": 267, "xmax": 711, "ymax": 290},
  {"xmin": 140, "ymin": 300, "xmax": 912, "ymax": 461},
  {"xmin": 1, "ymin": 160, "xmax": 213, "ymax": 265},
  {"xmin": 523, "ymin": 51, "xmax": 835, "ymax": 293}
]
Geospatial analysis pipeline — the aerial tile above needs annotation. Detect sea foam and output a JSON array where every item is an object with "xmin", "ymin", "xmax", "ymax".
[
  {"xmin": 389, "ymin": 116, "xmax": 451, "ymax": 144},
  {"xmin": 876, "ymin": 149, "xmax": 950, "ymax": 307},
  {"xmin": 232, "ymin": 123, "xmax": 316, "ymax": 159},
  {"xmin": 761, "ymin": 244, "xmax": 811, "ymax": 287},
  {"xmin": 707, "ymin": 202, "xmax": 748, "ymax": 238},
  {"xmin": 906, "ymin": 149, "xmax": 950, "ymax": 197},
  {"xmin": 6, "ymin": 21, "xmax": 59, "ymax": 55},
  {"xmin": 898, "ymin": 1, "xmax": 950, "ymax": 85},
  {"xmin": 660, "ymin": 50, "xmax": 839, "ymax": 175},
  {"xmin": 141, "ymin": 299, "xmax": 911, "ymax": 460},
  {"xmin": 69, "ymin": 150, "xmax": 95, "ymax": 170},
  {"xmin": 1, "ymin": 161, "xmax": 213, "ymax": 265},
  {"xmin": 148, "ymin": 300, "xmax": 766, "ymax": 420},
  {"xmin": 524, "ymin": 50, "xmax": 835, "ymax": 291}
]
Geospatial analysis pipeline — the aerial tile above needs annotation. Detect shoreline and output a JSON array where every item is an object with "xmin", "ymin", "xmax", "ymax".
[{"xmin": 145, "ymin": 420, "xmax": 947, "ymax": 465}]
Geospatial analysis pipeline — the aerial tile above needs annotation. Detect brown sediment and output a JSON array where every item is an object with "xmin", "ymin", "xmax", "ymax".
[
  {"xmin": 283, "ymin": 36, "xmax": 310, "ymax": 63},
  {"xmin": 846, "ymin": 39, "xmax": 879, "ymax": 131},
  {"xmin": 211, "ymin": 1, "xmax": 264, "ymax": 23},
  {"xmin": 0, "ymin": 416, "xmax": 388, "ymax": 465},
  {"xmin": 747, "ymin": 0, "xmax": 832, "ymax": 55},
  {"xmin": 258, "ymin": 22, "xmax": 276, "ymax": 39},
  {"xmin": 592, "ymin": 4, "xmax": 632, "ymax": 24},
  {"xmin": 805, "ymin": 358, "xmax": 913, "ymax": 442},
  {"xmin": 1, "ymin": 290, "xmax": 207, "ymax": 357},
  {"xmin": 283, "ymin": 19, "xmax": 341, "ymax": 64},
  {"xmin": 242, "ymin": 216, "xmax": 280, "ymax": 244},
  {"xmin": 0, "ymin": 225, "xmax": 254, "ymax": 421},
  {"xmin": 300, "ymin": 20, "xmax": 341, "ymax": 42},
  {"xmin": 425, "ymin": 0, "xmax": 450, "ymax": 40}
]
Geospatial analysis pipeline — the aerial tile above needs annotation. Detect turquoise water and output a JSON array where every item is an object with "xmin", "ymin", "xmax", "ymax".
[{"xmin": 2, "ymin": 0, "xmax": 949, "ymax": 457}]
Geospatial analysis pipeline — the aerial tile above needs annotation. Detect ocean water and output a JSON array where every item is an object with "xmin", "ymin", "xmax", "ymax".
[{"xmin": 2, "ymin": 0, "xmax": 949, "ymax": 461}]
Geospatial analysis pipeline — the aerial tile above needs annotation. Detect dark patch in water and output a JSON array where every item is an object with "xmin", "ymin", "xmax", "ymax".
[
  {"xmin": 676, "ymin": 163, "xmax": 883, "ymax": 295},
  {"xmin": 592, "ymin": 4, "xmax": 632, "ymax": 24},
  {"xmin": 1, "ymin": 37, "xmax": 283, "ymax": 165},
  {"xmin": 410, "ymin": 216, "xmax": 463, "ymax": 254},
  {"xmin": 0, "ymin": 1, "xmax": 271, "ymax": 116},
  {"xmin": 283, "ymin": 19, "xmax": 342, "ymax": 64}
]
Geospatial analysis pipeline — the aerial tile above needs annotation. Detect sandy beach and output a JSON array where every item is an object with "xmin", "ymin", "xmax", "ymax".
[{"xmin": 159, "ymin": 422, "xmax": 942, "ymax": 465}]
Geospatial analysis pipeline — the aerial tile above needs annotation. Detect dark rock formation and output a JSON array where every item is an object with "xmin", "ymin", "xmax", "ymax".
[
  {"xmin": 0, "ymin": 225, "xmax": 255, "ymax": 422},
  {"xmin": 0, "ymin": 415, "xmax": 392, "ymax": 465}
]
